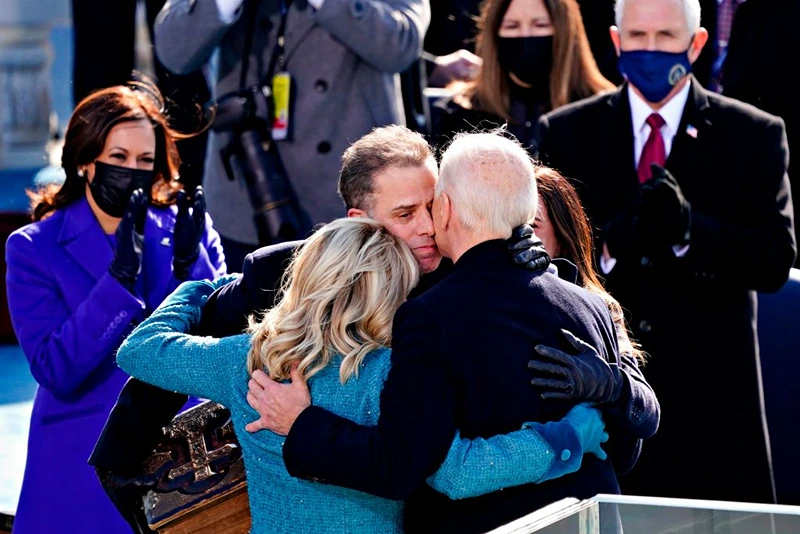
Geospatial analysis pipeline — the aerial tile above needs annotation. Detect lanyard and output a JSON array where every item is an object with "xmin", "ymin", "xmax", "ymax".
[
  {"xmin": 268, "ymin": 0, "xmax": 291, "ymax": 77},
  {"xmin": 238, "ymin": 0, "xmax": 291, "ymax": 93}
]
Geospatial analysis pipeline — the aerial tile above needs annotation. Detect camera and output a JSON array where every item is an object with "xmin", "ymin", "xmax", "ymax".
[{"xmin": 210, "ymin": 85, "xmax": 307, "ymax": 246}]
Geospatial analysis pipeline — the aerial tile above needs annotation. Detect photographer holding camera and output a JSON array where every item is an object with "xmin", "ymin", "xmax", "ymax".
[{"xmin": 153, "ymin": 0, "xmax": 430, "ymax": 268}]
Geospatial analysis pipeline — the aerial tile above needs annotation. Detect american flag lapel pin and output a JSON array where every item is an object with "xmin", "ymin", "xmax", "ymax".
[{"xmin": 686, "ymin": 124, "xmax": 698, "ymax": 139}]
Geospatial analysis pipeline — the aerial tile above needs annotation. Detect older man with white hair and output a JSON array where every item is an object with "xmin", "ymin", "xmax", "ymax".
[
  {"xmin": 537, "ymin": 0, "xmax": 795, "ymax": 504},
  {"xmin": 251, "ymin": 131, "xmax": 628, "ymax": 533}
]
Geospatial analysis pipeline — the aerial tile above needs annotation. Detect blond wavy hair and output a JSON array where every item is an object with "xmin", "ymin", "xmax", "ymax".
[{"xmin": 247, "ymin": 218, "xmax": 420, "ymax": 383}]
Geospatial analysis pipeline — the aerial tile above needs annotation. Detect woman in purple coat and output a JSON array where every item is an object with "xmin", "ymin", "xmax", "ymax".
[{"xmin": 5, "ymin": 80, "xmax": 227, "ymax": 533}]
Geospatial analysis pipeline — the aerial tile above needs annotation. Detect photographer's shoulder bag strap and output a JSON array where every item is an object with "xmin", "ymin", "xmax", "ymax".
[{"xmin": 238, "ymin": 0, "xmax": 292, "ymax": 139}]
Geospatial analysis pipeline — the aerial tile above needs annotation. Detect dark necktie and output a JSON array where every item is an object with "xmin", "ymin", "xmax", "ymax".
[{"xmin": 638, "ymin": 113, "xmax": 666, "ymax": 183}]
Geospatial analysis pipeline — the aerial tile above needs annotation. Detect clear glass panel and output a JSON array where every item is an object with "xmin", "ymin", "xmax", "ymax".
[
  {"xmin": 595, "ymin": 495, "xmax": 800, "ymax": 534},
  {"xmin": 488, "ymin": 495, "xmax": 800, "ymax": 534}
]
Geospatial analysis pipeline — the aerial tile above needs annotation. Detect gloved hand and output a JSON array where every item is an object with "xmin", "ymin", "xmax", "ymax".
[
  {"xmin": 639, "ymin": 164, "xmax": 691, "ymax": 247},
  {"xmin": 95, "ymin": 467, "xmax": 155, "ymax": 533},
  {"xmin": 507, "ymin": 224, "xmax": 551, "ymax": 272},
  {"xmin": 562, "ymin": 403, "xmax": 609, "ymax": 461},
  {"xmin": 603, "ymin": 198, "xmax": 640, "ymax": 260},
  {"xmin": 109, "ymin": 188, "xmax": 148, "ymax": 292},
  {"xmin": 173, "ymin": 186, "xmax": 207, "ymax": 281},
  {"xmin": 529, "ymin": 329, "xmax": 624, "ymax": 405}
]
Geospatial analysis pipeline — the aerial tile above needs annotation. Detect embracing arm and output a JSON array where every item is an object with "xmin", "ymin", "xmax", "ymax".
[
  {"xmin": 5, "ymin": 231, "xmax": 145, "ymax": 398},
  {"xmin": 91, "ymin": 275, "xmax": 239, "ymax": 473},
  {"xmin": 603, "ymin": 354, "xmax": 659, "ymax": 439},
  {"xmin": 312, "ymin": 0, "xmax": 430, "ymax": 72},
  {"xmin": 282, "ymin": 299, "xmax": 457, "ymax": 500},
  {"xmin": 116, "ymin": 279, "xmax": 250, "ymax": 406},
  {"xmin": 428, "ymin": 404, "xmax": 607, "ymax": 500},
  {"xmin": 197, "ymin": 240, "xmax": 300, "ymax": 337}
]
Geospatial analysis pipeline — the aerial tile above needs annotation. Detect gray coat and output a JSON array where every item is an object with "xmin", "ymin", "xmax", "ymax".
[{"xmin": 155, "ymin": 0, "xmax": 430, "ymax": 245}]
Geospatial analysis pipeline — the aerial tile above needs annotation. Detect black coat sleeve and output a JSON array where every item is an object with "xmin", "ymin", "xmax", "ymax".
[
  {"xmin": 602, "ymin": 355, "xmax": 660, "ymax": 475},
  {"xmin": 282, "ymin": 299, "xmax": 458, "ymax": 500},
  {"xmin": 90, "ymin": 241, "xmax": 302, "ymax": 473},
  {"xmin": 197, "ymin": 240, "xmax": 302, "ymax": 336},
  {"xmin": 605, "ymin": 355, "xmax": 660, "ymax": 440},
  {"xmin": 88, "ymin": 378, "xmax": 189, "ymax": 474}
]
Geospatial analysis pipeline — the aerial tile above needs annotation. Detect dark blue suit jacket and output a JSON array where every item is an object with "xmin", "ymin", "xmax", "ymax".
[{"xmin": 283, "ymin": 240, "xmax": 622, "ymax": 533}]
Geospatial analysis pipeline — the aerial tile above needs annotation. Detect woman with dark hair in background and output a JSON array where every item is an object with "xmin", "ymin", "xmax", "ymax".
[
  {"xmin": 432, "ymin": 0, "xmax": 614, "ymax": 151},
  {"xmin": 527, "ymin": 166, "xmax": 660, "ymax": 476},
  {"xmin": 5, "ymin": 79, "xmax": 226, "ymax": 533}
]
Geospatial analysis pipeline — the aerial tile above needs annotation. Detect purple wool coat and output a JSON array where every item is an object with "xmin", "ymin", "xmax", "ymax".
[{"xmin": 5, "ymin": 196, "xmax": 227, "ymax": 533}]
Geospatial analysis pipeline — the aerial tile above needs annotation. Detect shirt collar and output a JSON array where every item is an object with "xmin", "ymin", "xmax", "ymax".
[{"xmin": 628, "ymin": 79, "xmax": 692, "ymax": 138}]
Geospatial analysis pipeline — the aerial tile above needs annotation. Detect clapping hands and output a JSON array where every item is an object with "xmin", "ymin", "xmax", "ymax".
[
  {"xmin": 173, "ymin": 186, "xmax": 207, "ymax": 281},
  {"xmin": 109, "ymin": 189, "xmax": 148, "ymax": 292}
]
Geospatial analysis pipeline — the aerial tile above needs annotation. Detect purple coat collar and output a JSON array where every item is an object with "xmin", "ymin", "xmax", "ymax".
[{"xmin": 58, "ymin": 197, "xmax": 114, "ymax": 281}]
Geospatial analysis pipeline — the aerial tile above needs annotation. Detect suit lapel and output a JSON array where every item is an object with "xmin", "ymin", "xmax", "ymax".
[
  {"xmin": 608, "ymin": 84, "xmax": 640, "ymax": 197},
  {"xmin": 665, "ymin": 77, "xmax": 712, "ymax": 192},
  {"xmin": 59, "ymin": 197, "xmax": 115, "ymax": 281}
]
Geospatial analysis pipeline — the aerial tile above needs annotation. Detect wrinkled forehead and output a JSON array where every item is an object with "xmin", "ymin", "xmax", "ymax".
[
  {"xmin": 370, "ymin": 160, "xmax": 438, "ymax": 211},
  {"xmin": 618, "ymin": 0, "xmax": 693, "ymax": 33}
]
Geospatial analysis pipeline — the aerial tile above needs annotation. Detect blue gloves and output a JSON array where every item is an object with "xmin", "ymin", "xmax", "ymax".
[
  {"xmin": 109, "ymin": 189, "xmax": 148, "ymax": 292},
  {"xmin": 562, "ymin": 403, "xmax": 608, "ymax": 461},
  {"xmin": 529, "ymin": 329, "xmax": 624, "ymax": 405},
  {"xmin": 172, "ymin": 186, "xmax": 206, "ymax": 281},
  {"xmin": 507, "ymin": 224, "xmax": 551, "ymax": 272}
]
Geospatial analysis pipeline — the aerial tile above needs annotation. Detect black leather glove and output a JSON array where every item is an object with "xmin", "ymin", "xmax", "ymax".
[
  {"xmin": 109, "ymin": 189, "xmax": 148, "ymax": 291},
  {"xmin": 173, "ymin": 185, "xmax": 206, "ymax": 281},
  {"xmin": 507, "ymin": 224, "xmax": 551, "ymax": 272},
  {"xmin": 528, "ymin": 328, "xmax": 624, "ymax": 405},
  {"xmin": 95, "ymin": 467, "xmax": 155, "ymax": 533},
  {"xmin": 603, "ymin": 196, "xmax": 641, "ymax": 260},
  {"xmin": 639, "ymin": 164, "xmax": 691, "ymax": 247}
]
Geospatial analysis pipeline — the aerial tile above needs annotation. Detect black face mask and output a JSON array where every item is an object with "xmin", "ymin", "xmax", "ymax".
[
  {"xmin": 497, "ymin": 36, "xmax": 554, "ymax": 89},
  {"xmin": 87, "ymin": 161, "xmax": 153, "ymax": 218}
]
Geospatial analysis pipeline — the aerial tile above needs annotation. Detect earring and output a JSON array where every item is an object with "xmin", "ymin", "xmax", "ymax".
[{"xmin": 77, "ymin": 168, "xmax": 85, "ymax": 178}]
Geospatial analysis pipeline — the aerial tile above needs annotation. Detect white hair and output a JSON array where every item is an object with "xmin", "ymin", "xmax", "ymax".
[
  {"xmin": 614, "ymin": 0, "xmax": 701, "ymax": 34},
  {"xmin": 436, "ymin": 131, "xmax": 538, "ymax": 238}
]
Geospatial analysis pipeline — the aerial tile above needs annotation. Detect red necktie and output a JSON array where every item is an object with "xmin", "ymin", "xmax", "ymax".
[{"xmin": 638, "ymin": 113, "xmax": 666, "ymax": 183}]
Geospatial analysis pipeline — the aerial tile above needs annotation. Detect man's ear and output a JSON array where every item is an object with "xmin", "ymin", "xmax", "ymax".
[
  {"xmin": 610, "ymin": 26, "xmax": 621, "ymax": 56},
  {"xmin": 688, "ymin": 28, "xmax": 709, "ymax": 64},
  {"xmin": 347, "ymin": 208, "xmax": 367, "ymax": 218},
  {"xmin": 440, "ymin": 193, "xmax": 452, "ymax": 230}
]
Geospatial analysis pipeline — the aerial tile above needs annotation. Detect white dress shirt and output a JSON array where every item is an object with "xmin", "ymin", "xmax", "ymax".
[
  {"xmin": 629, "ymin": 81, "xmax": 691, "ymax": 169},
  {"xmin": 601, "ymin": 80, "xmax": 693, "ymax": 273}
]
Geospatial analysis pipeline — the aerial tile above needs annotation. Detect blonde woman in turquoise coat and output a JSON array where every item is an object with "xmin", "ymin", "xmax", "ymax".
[
  {"xmin": 5, "ymin": 80, "xmax": 226, "ymax": 533},
  {"xmin": 118, "ymin": 217, "xmax": 609, "ymax": 533}
]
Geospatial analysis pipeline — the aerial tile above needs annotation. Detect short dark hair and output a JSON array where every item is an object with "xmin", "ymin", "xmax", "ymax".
[{"xmin": 338, "ymin": 125, "xmax": 433, "ymax": 211}]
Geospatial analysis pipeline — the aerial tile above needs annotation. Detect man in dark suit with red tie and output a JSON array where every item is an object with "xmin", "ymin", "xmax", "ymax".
[{"xmin": 537, "ymin": 0, "xmax": 795, "ymax": 504}]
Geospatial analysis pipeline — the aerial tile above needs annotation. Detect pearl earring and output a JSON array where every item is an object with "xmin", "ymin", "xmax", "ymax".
[{"xmin": 77, "ymin": 169, "xmax": 86, "ymax": 178}]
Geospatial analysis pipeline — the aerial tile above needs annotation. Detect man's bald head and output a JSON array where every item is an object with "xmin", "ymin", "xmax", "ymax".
[{"xmin": 436, "ymin": 131, "xmax": 538, "ymax": 239}]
